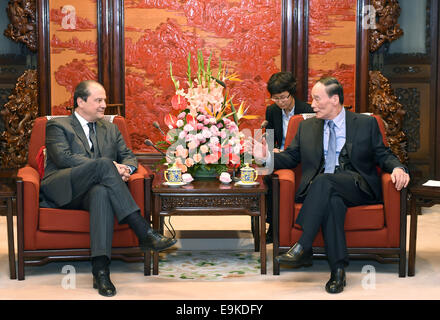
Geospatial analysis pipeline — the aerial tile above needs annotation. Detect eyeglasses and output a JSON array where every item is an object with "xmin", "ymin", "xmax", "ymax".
[{"xmin": 271, "ymin": 94, "xmax": 291, "ymax": 102}]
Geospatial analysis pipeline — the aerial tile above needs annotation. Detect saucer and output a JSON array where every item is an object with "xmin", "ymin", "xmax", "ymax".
[
  {"xmin": 163, "ymin": 181, "xmax": 187, "ymax": 187},
  {"xmin": 235, "ymin": 181, "xmax": 259, "ymax": 187}
]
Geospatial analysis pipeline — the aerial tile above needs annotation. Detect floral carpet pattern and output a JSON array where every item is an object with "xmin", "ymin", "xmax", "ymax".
[{"xmin": 157, "ymin": 251, "xmax": 261, "ymax": 281}]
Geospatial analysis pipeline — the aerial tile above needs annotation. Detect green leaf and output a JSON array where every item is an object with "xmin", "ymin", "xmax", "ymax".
[
  {"xmin": 187, "ymin": 52, "xmax": 192, "ymax": 88},
  {"xmin": 197, "ymin": 50, "xmax": 204, "ymax": 84},
  {"xmin": 207, "ymin": 52, "xmax": 212, "ymax": 84},
  {"xmin": 229, "ymin": 100, "xmax": 239, "ymax": 124},
  {"xmin": 217, "ymin": 56, "xmax": 222, "ymax": 79},
  {"xmin": 169, "ymin": 62, "xmax": 179, "ymax": 91}
]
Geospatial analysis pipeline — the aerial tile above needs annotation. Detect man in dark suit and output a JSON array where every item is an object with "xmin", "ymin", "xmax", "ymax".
[
  {"xmin": 254, "ymin": 77, "xmax": 409, "ymax": 293},
  {"xmin": 264, "ymin": 72, "xmax": 314, "ymax": 242},
  {"xmin": 40, "ymin": 80, "xmax": 176, "ymax": 297}
]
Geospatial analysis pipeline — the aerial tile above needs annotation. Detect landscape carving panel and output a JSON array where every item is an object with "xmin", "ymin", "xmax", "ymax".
[
  {"xmin": 124, "ymin": 0, "xmax": 282, "ymax": 152},
  {"xmin": 308, "ymin": 0, "xmax": 357, "ymax": 108},
  {"xmin": 49, "ymin": 0, "xmax": 98, "ymax": 115}
]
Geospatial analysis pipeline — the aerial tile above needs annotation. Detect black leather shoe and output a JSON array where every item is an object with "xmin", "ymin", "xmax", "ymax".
[
  {"xmin": 93, "ymin": 270, "xmax": 116, "ymax": 297},
  {"xmin": 275, "ymin": 243, "xmax": 313, "ymax": 268},
  {"xmin": 139, "ymin": 228, "xmax": 177, "ymax": 252},
  {"xmin": 325, "ymin": 268, "xmax": 346, "ymax": 294}
]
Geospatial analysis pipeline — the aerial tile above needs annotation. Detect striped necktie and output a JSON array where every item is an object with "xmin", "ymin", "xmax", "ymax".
[
  {"xmin": 87, "ymin": 122, "xmax": 98, "ymax": 158},
  {"xmin": 324, "ymin": 120, "xmax": 336, "ymax": 173}
]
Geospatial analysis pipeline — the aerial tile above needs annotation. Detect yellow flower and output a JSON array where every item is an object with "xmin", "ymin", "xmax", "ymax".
[{"xmin": 236, "ymin": 101, "xmax": 259, "ymax": 122}]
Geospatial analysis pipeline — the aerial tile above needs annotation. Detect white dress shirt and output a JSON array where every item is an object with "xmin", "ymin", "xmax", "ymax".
[{"xmin": 74, "ymin": 111, "xmax": 94, "ymax": 149}]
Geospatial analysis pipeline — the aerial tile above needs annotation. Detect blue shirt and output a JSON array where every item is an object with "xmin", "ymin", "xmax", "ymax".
[
  {"xmin": 280, "ymin": 105, "xmax": 296, "ymax": 150},
  {"xmin": 323, "ymin": 108, "xmax": 346, "ymax": 166}
]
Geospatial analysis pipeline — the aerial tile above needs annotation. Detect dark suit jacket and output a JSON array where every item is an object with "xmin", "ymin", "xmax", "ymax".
[
  {"xmin": 274, "ymin": 110, "xmax": 405, "ymax": 202},
  {"xmin": 40, "ymin": 114, "xmax": 137, "ymax": 207},
  {"xmin": 265, "ymin": 98, "xmax": 313, "ymax": 149}
]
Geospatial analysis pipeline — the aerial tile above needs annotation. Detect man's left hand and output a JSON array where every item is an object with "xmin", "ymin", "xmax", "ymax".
[
  {"xmin": 391, "ymin": 167, "xmax": 410, "ymax": 191},
  {"xmin": 113, "ymin": 161, "xmax": 130, "ymax": 182}
]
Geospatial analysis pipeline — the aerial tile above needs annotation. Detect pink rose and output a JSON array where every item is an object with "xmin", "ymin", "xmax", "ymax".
[
  {"xmin": 205, "ymin": 153, "xmax": 220, "ymax": 164},
  {"xmin": 219, "ymin": 172, "xmax": 232, "ymax": 184},
  {"xmin": 193, "ymin": 153, "xmax": 202, "ymax": 163},
  {"xmin": 176, "ymin": 119, "xmax": 184, "ymax": 128},
  {"xmin": 199, "ymin": 145, "xmax": 209, "ymax": 154},
  {"xmin": 182, "ymin": 173, "xmax": 193, "ymax": 183},
  {"xmin": 185, "ymin": 158, "xmax": 195, "ymax": 168},
  {"xmin": 177, "ymin": 112, "xmax": 186, "ymax": 119}
]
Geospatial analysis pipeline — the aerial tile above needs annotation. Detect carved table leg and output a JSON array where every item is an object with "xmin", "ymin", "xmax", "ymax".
[
  {"xmin": 259, "ymin": 195, "xmax": 266, "ymax": 275},
  {"xmin": 408, "ymin": 196, "xmax": 418, "ymax": 276},
  {"xmin": 6, "ymin": 197, "xmax": 17, "ymax": 279}
]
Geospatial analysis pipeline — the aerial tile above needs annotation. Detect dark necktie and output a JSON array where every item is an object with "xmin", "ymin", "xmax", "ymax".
[
  {"xmin": 324, "ymin": 120, "xmax": 336, "ymax": 173},
  {"xmin": 87, "ymin": 122, "xmax": 98, "ymax": 157}
]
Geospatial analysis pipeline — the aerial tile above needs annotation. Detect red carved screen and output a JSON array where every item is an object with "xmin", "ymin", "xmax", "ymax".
[
  {"xmin": 49, "ymin": 0, "xmax": 98, "ymax": 115},
  {"xmin": 124, "ymin": 0, "xmax": 282, "ymax": 152},
  {"xmin": 308, "ymin": 0, "xmax": 356, "ymax": 107}
]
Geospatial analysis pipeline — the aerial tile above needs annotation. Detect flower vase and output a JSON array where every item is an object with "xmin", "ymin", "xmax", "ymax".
[{"xmin": 193, "ymin": 165, "xmax": 218, "ymax": 180}]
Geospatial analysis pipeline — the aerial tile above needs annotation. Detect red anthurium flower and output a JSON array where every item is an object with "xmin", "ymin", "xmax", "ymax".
[
  {"xmin": 229, "ymin": 153, "xmax": 240, "ymax": 165},
  {"xmin": 239, "ymin": 139, "xmax": 245, "ymax": 154},
  {"xmin": 186, "ymin": 114, "xmax": 197, "ymax": 128},
  {"xmin": 164, "ymin": 114, "xmax": 178, "ymax": 129},
  {"xmin": 171, "ymin": 94, "xmax": 188, "ymax": 111}
]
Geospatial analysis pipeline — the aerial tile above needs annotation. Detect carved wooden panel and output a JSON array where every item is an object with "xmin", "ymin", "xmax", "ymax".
[
  {"xmin": 124, "ymin": 1, "xmax": 282, "ymax": 152},
  {"xmin": 368, "ymin": 70, "xmax": 408, "ymax": 164},
  {"xmin": 0, "ymin": 70, "xmax": 38, "ymax": 168},
  {"xmin": 308, "ymin": 0, "xmax": 357, "ymax": 107},
  {"xmin": 394, "ymin": 87, "xmax": 420, "ymax": 153},
  {"xmin": 49, "ymin": 0, "xmax": 98, "ymax": 115},
  {"xmin": 160, "ymin": 195, "xmax": 260, "ymax": 213},
  {"xmin": 3, "ymin": 0, "xmax": 37, "ymax": 52},
  {"xmin": 369, "ymin": 0, "xmax": 404, "ymax": 52},
  {"xmin": 392, "ymin": 82, "xmax": 431, "ymax": 179}
]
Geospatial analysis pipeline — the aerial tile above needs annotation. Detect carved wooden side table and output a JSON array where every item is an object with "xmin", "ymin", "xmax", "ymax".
[
  {"xmin": 0, "ymin": 178, "xmax": 18, "ymax": 279},
  {"xmin": 151, "ymin": 175, "xmax": 267, "ymax": 275},
  {"xmin": 407, "ymin": 183, "xmax": 440, "ymax": 276}
]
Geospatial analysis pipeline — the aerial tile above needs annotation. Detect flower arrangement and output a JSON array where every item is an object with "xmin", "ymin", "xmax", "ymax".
[{"xmin": 159, "ymin": 51, "xmax": 258, "ymax": 178}]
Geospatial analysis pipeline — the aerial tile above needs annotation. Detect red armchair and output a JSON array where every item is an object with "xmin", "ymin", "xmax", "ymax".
[
  {"xmin": 16, "ymin": 116, "xmax": 153, "ymax": 280},
  {"xmin": 271, "ymin": 114, "xmax": 407, "ymax": 277}
]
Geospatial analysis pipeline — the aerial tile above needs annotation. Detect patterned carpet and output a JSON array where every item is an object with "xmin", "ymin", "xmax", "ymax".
[{"xmin": 157, "ymin": 250, "xmax": 261, "ymax": 280}]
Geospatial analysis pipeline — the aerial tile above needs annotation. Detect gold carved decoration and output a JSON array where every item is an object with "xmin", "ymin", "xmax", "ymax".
[
  {"xmin": 0, "ymin": 69, "xmax": 38, "ymax": 168},
  {"xmin": 4, "ymin": 0, "xmax": 37, "ymax": 52},
  {"xmin": 369, "ymin": 0, "xmax": 404, "ymax": 52},
  {"xmin": 368, "ymin": 70, "xmax": 408, "ymax": 165}
]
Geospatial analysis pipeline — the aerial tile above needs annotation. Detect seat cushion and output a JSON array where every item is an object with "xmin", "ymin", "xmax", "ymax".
[
  {"xmin": 293, "ymin": 203, "xmax": 385, "ymax": 231},
  {"xmin": 39, "ymin": 208, "xmax": 129, "ymax": 233}
]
